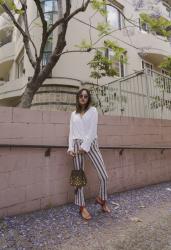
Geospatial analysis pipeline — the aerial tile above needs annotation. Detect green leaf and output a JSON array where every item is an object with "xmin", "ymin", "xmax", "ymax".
[
  {"xmin": 140, "ymin": 13, "xmax": 171, "ymax": 38},
  {"xmin": 88, "ymin": 50, "xmax": 119, "ymax": 79},
  {"xmin": 91, "ymin": 0, "xmax": 107, "ymax": 16},
  {"xmin": 159, "ymin": 56, "xmax": 171, "ymax": 76},
  {"xmin": 104, "ymin": 40, "xmax": 127, "ymax": 62},
  {"xmin": 0, "ymin": 0, "xmax": 24, "ymax": 15},
  {"xmin": 96, "ymin": 22, "xmax": 111, "ymax": 36},
  {"xmin": 75, "ymin": 39, "xmax": 92, "ymax": 51},
  {"xmin": 0, "ymin": 0, "xmax": 15, "ymax": 13}
]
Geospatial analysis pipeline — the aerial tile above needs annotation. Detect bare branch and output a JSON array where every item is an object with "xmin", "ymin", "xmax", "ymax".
[
  {"xmin": 65, "ymin": 0, "xmax": 71, "ymax": 17},
  {"xmin": 20, "ymin": 1, "xmax": 38, "ymax": 60},
  {"xmin": 35, "ymin": 0, "xmax": 91, "ymax": 85},
  {"xmin": 50, "ymin": 47, "xmax": 98, "ymax": 58},
  {"xmin": 1, "ymin": 3, "xmax": 36, "ymax": 68},
  {"xmin": 31, "ymin": 0, "xmax": 49, "ymax": 68},
  {"xmin": 47, "ymin": 0, "xmax": 90, "ymax": 37},
  {"xmin": 33, "ymin": 0, "xmax": 47, "ymax": 31},
  {"xmin": 66, "ymin": 0, "xmax": 91, "ymax": 22},
  {"xmin": 46, "ymin": 16, "xmax": 65, "ymax": 37},
  {"xmin": 1, "ymin": 3, "xmax": 26, "ymax": 37}
]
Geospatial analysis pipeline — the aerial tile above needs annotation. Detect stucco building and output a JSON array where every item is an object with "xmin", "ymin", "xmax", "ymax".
[{"xmin": 0, "ymin": 0, "xmax": 171, "ymax": 118}]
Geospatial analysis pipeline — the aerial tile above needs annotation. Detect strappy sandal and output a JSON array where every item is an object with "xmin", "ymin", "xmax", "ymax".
[
  {"xmin": 79, "ymin": 206, "xmax": 92, "ymax": 220},
  {"xmin": 95, "ymin": 196, "xmax": 111, "ymax": 213}
]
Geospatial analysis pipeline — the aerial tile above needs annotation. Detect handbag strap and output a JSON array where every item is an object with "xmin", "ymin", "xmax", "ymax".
[
  {"xmin": 74, "ymin": 151, "xmax": 84, "ymax": 170},
  {"xmin": 74, "ymin": 152, "xmax": 84, "ymax": 195}
]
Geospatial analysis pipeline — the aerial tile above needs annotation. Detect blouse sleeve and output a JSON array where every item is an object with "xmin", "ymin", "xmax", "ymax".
[
  {"xmin": 80, "ymin": 107, "xmax": 98, "ymax": 153},
  {"xmin": 67, "ymin": 112, "xmax": 74, "ymax": 152}
]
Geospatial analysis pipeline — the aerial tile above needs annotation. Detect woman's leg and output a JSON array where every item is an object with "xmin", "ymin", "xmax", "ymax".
[
  {"xmin": 73, "ymin": 139, "xmax": 86, "ymax": 206},
  {"xmin": 87, "ymin": 138, "xmax": 109, "ymax": 201}
]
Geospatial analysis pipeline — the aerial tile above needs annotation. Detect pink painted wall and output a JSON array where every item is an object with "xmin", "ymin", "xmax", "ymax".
[{"xmin": 0, "ymin": 107, "xmax": 171, "ymax": 218}]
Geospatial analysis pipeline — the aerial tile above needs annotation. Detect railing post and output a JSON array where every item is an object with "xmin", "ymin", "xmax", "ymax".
[
  {"xmin": 144, "ymin": 69, "xmax": 150, "ymax": 118},
  {"xmin": 119, "ymin": 80, "xmax": 123, "ymax": 116}
]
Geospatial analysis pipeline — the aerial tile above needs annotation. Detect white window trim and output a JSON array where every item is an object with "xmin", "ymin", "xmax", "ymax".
[
  {"xmin": 107, "ymin": 49, "xmax": 126, "ymax": 77},
  {"xmin": 142, "ymin": 60, "xmax": 153, "ymax": 75},
  {"xmin": 106, "ymin": 4, "xmax": 123, "ymax": 30},
  {"xmin": 16, "ymin": 50, "xmax": 25, "ymax": 79}
]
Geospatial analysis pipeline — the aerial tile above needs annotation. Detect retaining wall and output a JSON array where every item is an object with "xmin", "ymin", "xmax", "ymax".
[{"xmin": 0, "ymin": 107, "xmax": 171, "ymax": 217}]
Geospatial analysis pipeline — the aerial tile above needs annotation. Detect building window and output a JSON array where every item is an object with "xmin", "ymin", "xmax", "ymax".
[
  {"xmin": 161, "ymin": 69, "xmax": 170, "ymax": 76},
  {"xmin": 106, "ymin": 49, "xmax": 126, "ymax": 77},
  {"xmin": 16, "ymin": 53, "xmax": 24, "ymax": 79},
  {"xmin": 106, "ymin": 5, "xmax": 122, "ymax": 30},
  {"xmin": 142, "ymin": 60, "xmax": 153, "ymax": 75},
  {"xmin": 39, "ymin": 0, "xmax": 58, "ymax": 24},
  {"xmin": 42, "ymin": 37, "xmax": 52, "ymax": 67},
  {"xmin": 166, "ymin": 6, "xmax": 171, "ymax": 18},
  {"xmin": 42, "ymin": 34, "xmax": 53, "ymax": 77},
  {"xmin": 139, "ymin": 18, "xmax": 150, "ymax": 33},
  {"xmin": 38, "ymin": 0, "xmax": 57, "ymax": 76},
  {"xmin": 163, "ymin": 1, "xmax": 171, "ymax": 18}
]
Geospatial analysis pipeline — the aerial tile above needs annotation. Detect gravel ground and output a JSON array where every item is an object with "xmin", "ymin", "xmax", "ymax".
[{"xmin": 0, "ymin": 181, "xmax": 171, "ymax": 250}]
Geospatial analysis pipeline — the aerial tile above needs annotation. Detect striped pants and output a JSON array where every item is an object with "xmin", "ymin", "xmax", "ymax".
[{"xmin": 73, "ymin": 138, "xmax": 109, "ymax": 206}]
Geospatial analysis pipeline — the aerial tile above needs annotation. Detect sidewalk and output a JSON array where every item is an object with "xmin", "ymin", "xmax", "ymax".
[{"xmin": 0, "ymin": 181, "xmax": 171, "ymax": 249}]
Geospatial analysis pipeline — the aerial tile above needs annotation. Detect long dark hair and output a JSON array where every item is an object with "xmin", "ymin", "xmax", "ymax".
[{"xmin": 75, "ymin": 88, "xmax": 92, "ymax": 113}]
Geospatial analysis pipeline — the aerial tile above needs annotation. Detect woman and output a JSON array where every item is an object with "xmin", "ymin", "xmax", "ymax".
[{"xmin": 67, "ymin": 88, "xmax": 111, "ymax": 220}]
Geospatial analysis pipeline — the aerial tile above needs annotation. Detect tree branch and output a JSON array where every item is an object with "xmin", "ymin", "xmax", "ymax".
[
  {"xmin": 33, "ymin": 0, "xmax": 47, "ymax": 32},
  {"xmin": 47, "ymin": 0, "xmax": 90, "ymax": 37},
  {"xmin": 1, "ymin": 3, "xmax": 36, "ymax": 68},
  {"xmin": 36, "ymin": 0, "xmax": 91, "ymax": 84},
  {"xmin": 20, "ymin": 0, "xmax": 38, "ymax": 60},
  {"xmin": 32, "ymin": 0, "xmax": 49, "ymax": 69},
  {"xmin": 66, "ymin": 0, "xmax": 91, "ymax": 22}
]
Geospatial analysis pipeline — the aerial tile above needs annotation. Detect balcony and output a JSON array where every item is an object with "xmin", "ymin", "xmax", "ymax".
[
  {"xmin": 0, "ymin": 17, "xmax": 13, "ymax": 43},
  {"xmin": 0, "ymin": 77, "xmax": 27, "ymax": 104},
  {"xmin": 0, "ymin": 37, "xmax": 14, "ymax": 80},
  {"xmin": 0, "ymin": 12, "xmax": 13, "ymax": 29},
  {"xmin": 95, "ymin": 69, "xmax": 171, "ymax": 120},
  {"xmin": 134, "ymin": 29, "xmax": 171, "ymax": 66}
]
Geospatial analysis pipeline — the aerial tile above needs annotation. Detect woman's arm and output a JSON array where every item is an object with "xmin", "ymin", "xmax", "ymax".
[
  {"xmin": 80, "ymin": 107, "xmax": 98, "ymax": 153},
  {"xmin": 67, "ymin": 112, "xmax": 74, "ymax": 152}
]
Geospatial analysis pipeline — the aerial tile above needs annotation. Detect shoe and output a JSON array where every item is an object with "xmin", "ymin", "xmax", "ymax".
[
  {"xmin": 79, "ymin": 206, "xmax": 92, "ymax": 220},
  {"xmin": 95, "ymin": 196, "xmax": 111, "ymax": 213}
]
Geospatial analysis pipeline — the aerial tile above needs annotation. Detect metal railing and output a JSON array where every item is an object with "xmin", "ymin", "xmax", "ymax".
[
  {"xmin": 90, "ymin": 69, "xmax": 171, "ymax": 119},
  {"xmin": 0, "ymin": 144, "xmax": 170, "ymax": 157}
]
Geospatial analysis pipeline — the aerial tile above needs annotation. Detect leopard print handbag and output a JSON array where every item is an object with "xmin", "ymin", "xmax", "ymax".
[{"xmin": 70, "ymin": 153, "xmax": 87, "ymax": 194}]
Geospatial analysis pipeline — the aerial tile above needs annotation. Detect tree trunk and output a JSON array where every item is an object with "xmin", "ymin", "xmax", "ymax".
[{"xmin": 17, "ymin": 79, "xmax": 40, "ymax": 108}]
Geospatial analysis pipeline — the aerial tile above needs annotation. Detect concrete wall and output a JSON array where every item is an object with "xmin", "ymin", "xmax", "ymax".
[{"xmin": 0, "ymin": 107, "xmax": 171, "ymax": 218}]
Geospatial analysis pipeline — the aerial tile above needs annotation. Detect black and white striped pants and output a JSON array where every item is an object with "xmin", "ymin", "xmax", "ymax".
[{"xmin": 73, "ymin": 138, "xmax": 109, "ymax": 206}]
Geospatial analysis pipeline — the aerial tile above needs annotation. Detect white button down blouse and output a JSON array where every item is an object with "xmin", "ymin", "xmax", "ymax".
[{"xmin": 67, "ymin": 106, "xmax": 98, "ymax": 153}]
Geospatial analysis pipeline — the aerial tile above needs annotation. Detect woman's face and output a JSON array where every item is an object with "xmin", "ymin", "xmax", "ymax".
[{"xmin": 79, "ymin": 90, "xmax": 89, "ymax": 107}]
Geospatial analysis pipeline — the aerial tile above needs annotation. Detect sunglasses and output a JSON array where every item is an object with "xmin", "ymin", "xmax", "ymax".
[{"xmin": 79, "ymin": 94, "xmax": 88, "ymax": 99}]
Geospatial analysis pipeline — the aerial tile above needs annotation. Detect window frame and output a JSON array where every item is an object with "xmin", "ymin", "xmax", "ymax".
[
  {"xmin": 106, "ymin": 4, "xmax": 123, "ymax": 30},
  {"xmin": 142, "ymin": 60, "xmax": 153, "ymax": 76},
  {"xmin": 161, "ymin": 68, "xmax": 170, "ymax": 76},
  {"xmin": 37, "ymin": 0, "xmax": 58, "ymax": 24},
  {"xmin": 139, "ymin": 18, "xmax": 150, "ymax": 33},
  {"xmin": 106, "ymin": 48, "xmax": 126, "ymax": 77},
  {"xmin": 162, "ymin": 1, "xmax": 171, "ymax": 19}
]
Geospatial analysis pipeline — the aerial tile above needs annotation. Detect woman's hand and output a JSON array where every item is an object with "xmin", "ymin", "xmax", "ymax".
[
  {"xmin": 78, "ymin": 147, "xmax": 86, "ymax": 154},
  {"xmin": 67, "ymin": 147, "xmax": 86, "ymax": 156},
  {"xmin": 67, "ymin": 150, "xmax": 76, "ymax": 157}
]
